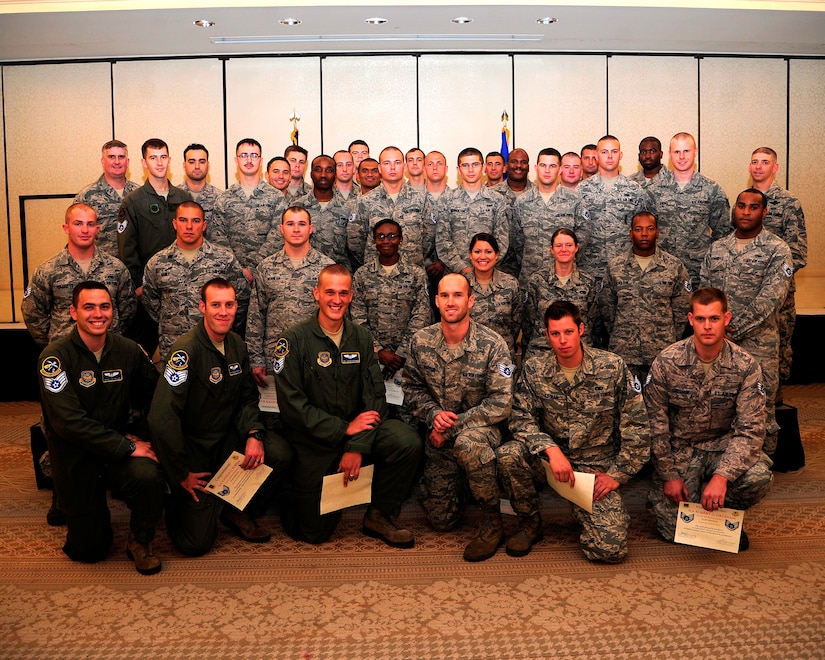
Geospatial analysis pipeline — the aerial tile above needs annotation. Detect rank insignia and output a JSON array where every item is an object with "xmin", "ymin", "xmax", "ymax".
[
  {"xmin": 679, "ymin": 511, "xmax": 694, "ymax": 523},
  {"xmin": 40, "ymin": 356, "xmax": 61, "ymax": 377},
  {"xmin": 497, "ymin": 363, "xmax": 515, "ymax": 378},
  {"xmin": 79, "ymin": 370, "xmax": 96, "ymax": 388},
  {"xmin": 725, "ymin": 519, "xmax": 740, "ymax": 531},
  {"xmin": 117, "ymin": 219, "xmax": 128, "ymax": 233},
  {"xmin": 42, "ymin": 371, "xmax": 68, "ymax": 394},
  {"xmin": 209, "ymin": 367, "xmax": 223, "ymax": 384},
  {"xmin": 631, "ymin": 375, "xmax": 642, "ymax": 393},
  {"xmin": 317, "ymin": 351, "xmax": 332, "ymax": 367},
  {"xmin": 164, "ymin": 365, "xmax": 188, "ymax": 387},
  {"xmin": 168, "ymin": 350, "xmax": 189, "ymax": 370},
  {"xmin": 273, "ymin": 356, "xmax": 286, "ymax": 374}
]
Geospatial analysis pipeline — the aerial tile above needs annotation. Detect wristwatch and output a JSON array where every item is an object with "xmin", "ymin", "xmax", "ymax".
[
  {"xmin": 126, "ymin": 440, "xmax": 136, "ymax": 455},
  {"xmin": 247, "ymin": 430, "xmax": 267, "ymax": 443}
]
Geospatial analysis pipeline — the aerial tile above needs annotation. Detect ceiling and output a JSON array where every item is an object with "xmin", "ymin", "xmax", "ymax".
[{"xmin": 1, "ymin": 1, "xmax": 824, "ymax": 63}]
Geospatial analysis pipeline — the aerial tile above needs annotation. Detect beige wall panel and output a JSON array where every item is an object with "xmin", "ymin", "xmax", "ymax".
[
  {"xmin": 514, "ymin": 55, "xmax": 607, "ymax": 164},
  {"xmin": 113, "ymin": 59, "xmax": 225, "ymax": 189},
  {"xmin": 789, "ymin": 60, "xmax": 825, "ymax": 310},
  {"xmin": 608, "ymin": 56, "xmax": 698, "ymax": 178},
  {"xmin": 225, "ymin": 58, "xmax": 320, "ymax": 184},
  {"xmin": 418, "ymin": 55, "xmax": 512, "ymax": 186},
  {"xmin": 3, "ymin": 62, "xmax": 112, "ymax": 323},
  {"xmin": 699, "ymin": 58, "xmax": 787, "ymax": 202},
  {"xmin": 321, "ymin": 56, "xmax": 417, "ymax": 156}
]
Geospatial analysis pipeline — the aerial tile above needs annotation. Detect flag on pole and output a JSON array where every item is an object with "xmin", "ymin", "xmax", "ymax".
[
  {"xmin": 289, "ymin": 110, "xmax": 300, "ymax": 146},
  {"xmin": 500, "ymin": 110, "xmax": 510, "ymax": 179}
]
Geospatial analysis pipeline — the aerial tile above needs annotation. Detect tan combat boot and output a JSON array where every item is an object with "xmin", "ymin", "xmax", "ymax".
[
  {"xmin": 126, "ymin": 533, "xmax": 162, "ymax": 575},
  {"xmin": 463, "ymin": 507, "xmax": 504, "ymax": 562},
  {"xmin": 363, "ymin": 505, "xmax": 415, "ymax": 548},
  {"xmin": 506, "ymin": 513, "xmax": 543, "ymax": 557}
]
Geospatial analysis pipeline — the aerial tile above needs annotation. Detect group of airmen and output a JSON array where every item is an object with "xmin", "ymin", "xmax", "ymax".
[{"xmin": 25, "ymin": 131, "xmax": 805, "ymax": 573}]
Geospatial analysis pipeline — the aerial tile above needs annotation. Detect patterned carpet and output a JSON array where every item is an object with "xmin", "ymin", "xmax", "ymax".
[{"xmin": 2, "ymin": 386, "xmax": 824, "ymax": 659}]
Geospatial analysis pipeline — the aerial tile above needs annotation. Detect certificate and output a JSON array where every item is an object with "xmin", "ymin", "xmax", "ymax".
[
  {"xmin": 384, "ymin": 369, "xmax": 404, "ymax": 406},
  {"xmin": 205, "ymin": 451, "xmax": 272, "ymax": 511},
  {"xmin": 541, "ymin": 458, "xmax": 595, "ymax": 513},
  {"xmin": 674, "ymin": 502, "xmax": 744, "ymax": 553},
  {"xmin": 320, "ymin": 464, "xmax": 374, "ymax": 515},
  {"xmin": 258, "ymin": 375, "xmax": 280, "ymax": 412}
]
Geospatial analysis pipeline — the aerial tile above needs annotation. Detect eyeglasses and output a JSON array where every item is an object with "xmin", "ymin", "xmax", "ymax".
[
  {"xmin": 376, "ymin": 233, "xmax": 399, "ymax": 241},
  {"xmin": 238, "ymin": 153, "xmax": 261, "ymax": 160}
]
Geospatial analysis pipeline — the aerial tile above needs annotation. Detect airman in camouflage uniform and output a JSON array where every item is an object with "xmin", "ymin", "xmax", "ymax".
[
  {"xmin": 74, "ymin": 139, "xmax": 140, "ymax": 257},
  {"xmin": 488, "ymin": 148, "xmax": 533, "ymax": 277},
  {"xmin": 627, "ymin": 136, "xmax": 665, "ymax": 188},
  {"xmin": 179, "ymin": 180, "xmax": 221, "ymax": 230},
  {"xmin": 142, "ymin": 201, "xmax": 250, "ymax": 361},
  {"xmin": 178, "ymin": 143, "xmax": 221, "ymax": 231},
  {"xmin": 599, "ymin": 212, "xmax": 692, "ymax": 383},
  {"xmin": 749, "ymin": 147, "xmax": 808, "ymax": 381},
  {"xmin": 700, "ymin": 189, "xmax": 793, "ymax": 454},
  {"xmin": 467, "ymin": 269, "xmax": 522, "ymax": 360},
  {"xmin": 403, "ymin": 274, "xmax": 514, "ymax": 562},
  {"xmin": 644, "ymin": 287, "xmax": 772, "ymax": 544},
  {"xmin": 23, "ymin": 202, "xmax": 136, "ymax": 345},
  {"xmin": 498, "ymin": 300, "xmax": 650, "ymax": 562}
]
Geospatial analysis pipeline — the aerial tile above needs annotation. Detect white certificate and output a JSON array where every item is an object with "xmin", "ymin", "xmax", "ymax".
[
  {"xmin": 674, "ymin": 502, "xmax": 744, "ymax": 553},
  {"xmin": 257, "ymin": 375, "xmax": 280, "ymax": 412},
  {"xmin": 205, "ymin": 451, "xmax": 272, "ymax": 511},
  {"xmin": 542, "ymin": 458, "xmax": 595, "ymax": 513},
  {"xmin": 319, "ymin": 464, "xmax": 374, "ymax": 515},
  {"xmin": 385, "ymin": 369, "xmax": 404, "ymax": 406}
]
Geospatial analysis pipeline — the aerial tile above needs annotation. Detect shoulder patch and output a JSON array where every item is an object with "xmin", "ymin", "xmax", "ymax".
[
  {"xmin": 273, "ymin": 338, "xmax": 289, "ymax": 360},
  {"xmin": 631, "ymin": 375, "xmax": 642, "ymax": 393},
  {"xmin": 497, "ymin": 363, "xmax": 515, "ymax": 378},
  {"xmin": 117, "ymin": 218, "xmax": 128, "ymax": 233},
  {"xmin": 40, "ymin": 356, "xmax": 62, "ymax": 377},
  {"xmin": 163, "ymin": 364, "xmax": 188, "ymax": 387},
  {"xmin": 273, "ymin": 356, "xmax": 286, "ymax": 374},
  {"xmin": 24, "ymin": 286, "xmax": 31, "ymax": 298},
  {"xmin": 683, "ymin": 280, "xmax": 693, "ymax": 292},
  {"xmin": 782, "ymin": 262, "xmax": 792, "ymax": 278},
  {"xmin": 168, "ymin": 350, "xmax": 189, "ymax": 370},
  {"xmin": 42, "ymin": 371, "xmax": 68, "ymax": 394}
]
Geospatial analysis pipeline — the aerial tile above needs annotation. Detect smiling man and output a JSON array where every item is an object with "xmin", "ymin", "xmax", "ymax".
[{"xmin": 274, "ymin": 264, "xmax": 421, "ymax": 547}]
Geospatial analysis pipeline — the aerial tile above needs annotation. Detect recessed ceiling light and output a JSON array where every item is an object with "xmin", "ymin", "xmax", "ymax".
[
  {"xmin": 279, "ymin": 18, "xmax": 302, "ymax": 26},
  {"xmin": 365, "ymin": 17, "xmax": 388, "ymax": 25},
  {"xmin": 193, "ymin": 19, "xmax": 215, "ymax": 28},
  {"xmin": 536, "ymin": 17, "xmax": 558, "ymax": 25},
  {"xmin": 451, "ymin": 17, "xmax": 473, "ymax": 25}
]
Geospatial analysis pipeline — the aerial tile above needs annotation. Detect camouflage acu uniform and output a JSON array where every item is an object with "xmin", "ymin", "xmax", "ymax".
[
  {"xmin": 498, "ymin": 346, "xmax": 650, "ymax": 563},
  {"xmin": 523, "ymin": 264, "xmax": 599, "ymax": 354},
  {"xmin": 74, "ymin": 175, "xmax": 140, "ymax": 256},
  {"xmin": 289, "ymin": 189, "xmax": 353, "ymax": 269},
  {"xmin": 435, "ymin": 186, "xmax": 509, "ymax": 276},
  {"xmin": 142, "ymin": 239, "xmax": 250, "ymax": 360},
  {"xmin": 351, "ymin": 183, "xmax": 435, "ymax": 270},
  {"xmin": 178, "ymin": 181, "xmax": 221, "ymax": 231},
  {"xmin": 627, "ymin": 168, "xmax": 668, "ymax": 188},
  {"xmin": 576, "ymin": 174, "xmax": 651, "ymax": 278},
  {"xmin": 245, "ymin": 247, "xmax": 333, "ymax": 372},
  {"xmin": 700, "ymin": 230, "xmax": 793, "ymax": 453},
  {"xmin": 467, "ymin": 269, "xmax": 522, "ymax": 360},
  {"xmin": 762, "ymin": 181, "xmax": 807, "ymax": 380},
  {"xmin": 511, "ymin": 184, "xmax": 590, "ymax": 288},
  {"xmin": 488, "ymin": 180, "xmax": 535, "ymax": 277},
  {"xmin": 350, "ymin": 257, "xmax": 432, "ymax": 359},
  {"xmin": 117, "ymin": 181, "xmax": 192, "ymax": 287},
  {"xmin": 645, "ymin": 169, "xmax": 731, "ymax": 289},
  {"xmin": 22, "ymin": 247, "xmax": 136, "ymax": 345},
  {"xmin": 403, "ymin": 321, "xmax": 514, "ymax": 531},
  {"xmin": 210, "ymin": 182, "xmax": 287, "ymax": 277},
  {"xmin": 644, "ymin": 337, "xmax": 772, "ymax": 541},
  {"xmin": 599, "ymin": 247, "xmax": 692, "ymax": 382},
  {"xmin": 285, "ymin": 179, "xmax": 312, "ymax": 205}
]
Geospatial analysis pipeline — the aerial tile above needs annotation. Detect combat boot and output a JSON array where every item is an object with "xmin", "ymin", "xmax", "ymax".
[
  {"xmin": 506, "ymin": 513, "xmax": 543, "ymax": 557},
  {"xmin": 362, "ymin": 506, "xmax": 415, "ymax": 548},
  {"xmin": 463, "ymin": 507, "xmax": 504, "ymax": 562},
  {"xmin": 126, "ymin": 533, "xmax": 162, "ymax": 575}
]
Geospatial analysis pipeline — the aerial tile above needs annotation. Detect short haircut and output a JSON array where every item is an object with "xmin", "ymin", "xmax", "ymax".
[
  {"xmin": 670, "ymin": 131, "xmax": 696, "ymax": 146},
  {"xmin": 175, "ymin": 200, "xmax": 205, "ymax": 217},
  {"xmin": 580, "ymin": 144, "xmax": 597, "ymax": 155},
  {"xmin": 236, "ymin": 138, "xmax": 261, "ymax": 153},
  {"xmin": 65, "ymin": 202, "xmax": 96, "ymax": 224},
  {"xmin": 736, "ymin": 187, "xmax": 768, "ymax": 209},
  {"xmin": 551, "ymin": 226, "xmax": 579, "ymax": 246},
  {"xmin": 379, "ymin": 146, "xmax": 403, "ymax": 161},
  {"xmin": 485, "ymin": 151, "xmax": 504, "ymax": 161},
  {"xmin": 561, "ymin": 151, "xmax": 581, "ymax": 161},
  {"xmin": 752, "ymin": 146, "xmax": 778, "ymax": 159},
  {"xmin": 544, "ymin": 300, "xmax": 582, "ymax": 328},
  {"xmin": 372, "ymin": 218, "xmax": 402, "ymax": 238},
  {"xmin": 141, "ymin": 138, "xmax": 168, "ymax": 158},
  {"xmin": 639, "ymin": 136, "xmax": 662, "ymax": 150},
  {"xmin": 537, "ymin": 147, "xmax": 562, "ymax": 161},
  {"xmin": 200, "ymin": 277, "xmax": 235, "ymax": 303},
  {"xmin": 102, "ymin": 140, "xmax": 127, "ymax": 153},
  {"xmin": 311, "ymin": 154, "xmax": 334, "ymax": 167},
  {"xmin": 359, "ymin": 157, "xmax": 379, "ymax": 171},
  {"xmin": 349, "ymin": 139, "xmax": 369, "ymax": 151},
  {"xmin": 184, "ymin": 143, "xmax": 209, "ymax": 159},
  {"xmin": 457, "ymin": 147, "xmax": 483, "ymax": 165},
  {"xmin": 631, "ymin": 210, "xmax": 658, "ymax": 229},
  {"xmin": 438, "ymin": 272, "xmax": 471, "ymax": 296},
  {"xmin": 285, "ymin": 144, "xmax": 308, "ymax": 158},
  {"xmin": 469, "ymin": 232, "xmax": 499, "ymax": 253},
  {"xmin": 597, "ymin": 135, "xmax": 620, "ymax": 146},
  {"xmin": 405, "ymin": 147, "xmax": 424, "ymax": 158},
  {"xmin": 318, "ymin": 263, "xmax": 351, "ymax": 286},
  {"xmin": 72, "ymin": 281, "xmax": 110, "ymax": 308},
  {"xmin": 281, "ymin": 205, "xmax": 311, "ymax": 224},
  {"xmin": 267, "ymin": 156, "xmax": 289, "ymax": 170},
  {"xmin": 690, "ymin": 286, "xmax": 728, "ymax": 313},
  {"xmin": 333, "ymin": 150, "xmax": 352, "ymax": 160}
]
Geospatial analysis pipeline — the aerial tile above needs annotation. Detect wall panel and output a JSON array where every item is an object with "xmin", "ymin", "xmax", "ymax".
[
  {"xmin": 514, "ymin": 55, "xmax": 607, "ymax": 165},
  {"xmin": 789, "ymin": 59, "xmax": 825, "ymax": 310},
  {"xmin": 608, "ymin": 56, "xmax": 698, "ymax": 177},
  {"xmin": 113, "ymin": 59, "xmax": 225, "ymax": 189},
  {"xmin": 321, "ymin": 56, "xmax": 417, "ymax": 157},
  {"xmin": 3, "ymin": 62, "xmax": 112, "ymax": 322},
  {"xmin": 699, "ymin": 58, "xmax": 787, "ymax": 202},
  {"xmin": 225, "ymin": 58, "xmax": 321, "ymax": 183},
  {"xmin": 418, "ymin": 55, "xmax": 512, "ymax": 186}
]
